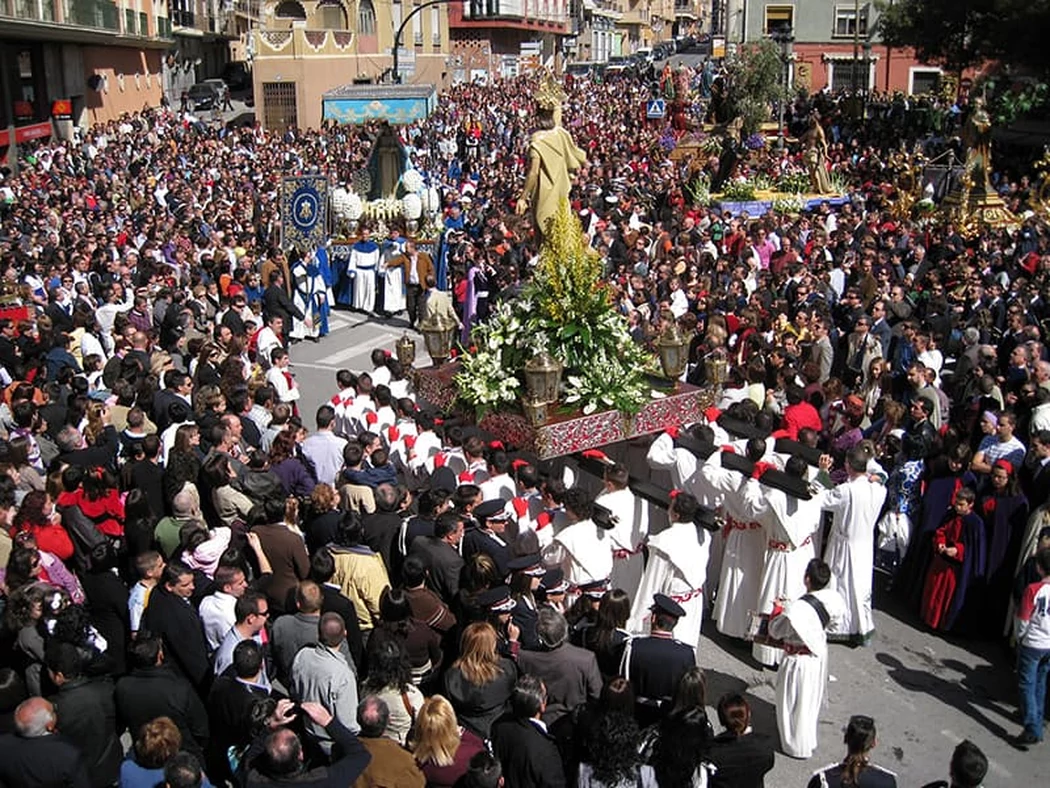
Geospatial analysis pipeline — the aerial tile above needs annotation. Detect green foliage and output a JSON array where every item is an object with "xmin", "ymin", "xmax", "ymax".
[
  {"xmin": 776, "ymin": 171, "xmax": 810, "ymax": 194},
  {"xmin": 723, "ymin": 40, "xmax": 790, "ymax": 135},
  {"xmin": 878, "ymin": 0, "xmax": 1050, "ymax": 77},
  {"xmin": 720, "ymin": 180, "xmax": 757, "ymax": 201},
  {"xmin": 980, "ymin": 76, "xmax": 1050, "ymax": 126},
  {"xmin": 455, "ymin": 201, "xmax": 655, "ymax": 419}
]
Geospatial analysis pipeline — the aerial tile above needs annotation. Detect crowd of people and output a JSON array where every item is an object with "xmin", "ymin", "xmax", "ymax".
[{"xmin": 0, "ymin": 58, "xmax": 1043, "ymax": 788}]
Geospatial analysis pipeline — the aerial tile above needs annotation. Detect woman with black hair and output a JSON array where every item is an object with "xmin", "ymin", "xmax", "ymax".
[
  {"xmin": 580, "ymin": 588, "xmax": 631, "ymax": 679},
  {"xmin": 578, "ymin": 708, "xmax": 654, "ymax": 788},
  {"xmin": 651, "ymin": 705, "xmax": 715, "ymax": 788},
  {"xmin": 806, "ymin": 715, "xmax": 897, "ymax": 788},
  {"xmin": 362, "ymin": 638, "xmax": 424, "ymax": 746},
  {"xmin": 367, "ymin": 586, "xmax": 442, "ymax": 685},
  {"xmin": 706, "ymin": 693, "xmax": 775, "ymax": 788}
]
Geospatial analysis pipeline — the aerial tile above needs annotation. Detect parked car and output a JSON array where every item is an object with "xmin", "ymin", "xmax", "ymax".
[
  {"xmin": 605, "ymin": 55, "xmax": 631, "ymax": 74},
  {"xmin": 187, "ymin": 82, "xmax": 221, "ymax": 111}
]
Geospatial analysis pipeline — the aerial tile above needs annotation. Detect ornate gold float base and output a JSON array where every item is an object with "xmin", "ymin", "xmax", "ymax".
[{"xmin": 940, "ymin": 185, "xmax": 1018, "ymax": 236}]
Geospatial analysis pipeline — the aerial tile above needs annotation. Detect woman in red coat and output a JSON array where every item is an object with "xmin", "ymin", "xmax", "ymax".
[{"xmin": 10, "ymin": 490, "xmax": 74, "ymax": 562}]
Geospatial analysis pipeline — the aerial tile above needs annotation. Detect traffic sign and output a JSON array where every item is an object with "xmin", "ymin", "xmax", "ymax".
[{"xmin": 646, "ymin": 98, "xmax": 666, "ymax": 119}]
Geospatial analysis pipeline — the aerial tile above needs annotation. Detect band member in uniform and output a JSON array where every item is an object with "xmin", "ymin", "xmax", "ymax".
[
  {"xmin": 476, "ymin": 585, "xmax": 521, "ymax": 659},
  {"xmin": 462, "ymin": 498, "xmax": 513, "ymax": 578},
  {"xmin": 807, "ymin": 715, "xmax": 898, "ymax": 788},
  {"xmin": 620, "ymin": 594, "xmax": 697, "ymax": 727},
  {"xmin": 538, "ymin": 568, "xmax": 569, "ymax": 614},
  {"xmin": 508, "ymin": 553, "xmax": 547, "ymax": 651}
]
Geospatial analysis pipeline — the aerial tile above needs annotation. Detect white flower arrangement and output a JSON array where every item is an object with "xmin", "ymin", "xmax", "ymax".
[
  {"xmin": 402, "ymin": 193, "xmax": 423, "ymax": 220},
  {"xmin": 345, "ymin": 191, "xmax": 363, "ymax": 221},
  {"xmin": 331, "ymin": 187, "xmax": 349, "ymax": 219},
  {"xmin": 772, "ymin": 195, "xmax": 806, "ymax": 215},
  {"xmin": 400, "ymin": 169, "xmax": 424, "ymax": 194},
  {"xmin": 422, "ymin": 186, "xmax": 441, "ymax": 215}
]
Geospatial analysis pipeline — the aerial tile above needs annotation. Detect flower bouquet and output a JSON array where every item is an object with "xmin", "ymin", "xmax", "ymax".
[{"xmin": 454, "ymin": 200, "xmax": 656, "ymax": 424}]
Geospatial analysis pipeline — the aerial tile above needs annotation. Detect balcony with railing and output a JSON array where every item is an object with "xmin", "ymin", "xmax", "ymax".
[
  {"xmin": 455, "ymin": 0, "xmax": 569, "ymax": 30},
  {"xmin": 234, "ymin": 0, "xmax": 260, "ymax": 19},
  {"xmin": 673, "ymin": 0, "xmax": 696, "ymax": 19},
  {"xmin": 6, "ymin": 0, "xmax": 57, "ymax": 22},
  {"xmin": 171, "ymin": 7, "xmax": 195, "ymax": 27}
]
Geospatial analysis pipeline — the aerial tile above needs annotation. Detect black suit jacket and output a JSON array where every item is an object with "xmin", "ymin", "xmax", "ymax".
[
  {"xmin": 140, "ymin": 586, "xmax": 211, "ymax": 691},
  {"xmin": 492, "ymin": 717, "xmax": 566, "ymax": 788},
  {"xmin": 262, "ymin": 284, "xmax": 303, "ymax": 324},
  {"xmin": 409, "ymin": 536, "xmax": 464, "ymax": 604},
  {"xmin": 1020, "ymin": 457, "xmax": 1050, "ymax": 510},
  {"xmin": 206, "ymin": 675, "xmax": 271, "ymax": 783},
  {"xmin": 0, "ymin": 732, "xmax": 89, "ymax": 788},
  {"xmin": 706, "ymin": 730, "xmax": 776, "ymax": 788},
  {"xmin": 626, "ymin": 635, "xmax": 696, "ymax": 705},
  {"xmin": 115, "ymin": 665, "xmax": 209, "ymax": 757},
  {"xmin": 518, "ymin": 645, "xmax": 602, "ymax": 726},
  {"xmin": 361, "ymin": 510, "xmax": 403, "ymax": 579},
  {"xmin": 152, "ymin": 388, "xmax": 182, "ymax": 432},
  {"xmin": 51, "ymin": 677, "xmax": 122, "ymax": 788},
  {"xmin": 462, "ymin": 527, "xmax": 512, "ymax": 578},
  {"xmin": 46, "ymin": 302, "xmax": 75, "ymax": 333}
]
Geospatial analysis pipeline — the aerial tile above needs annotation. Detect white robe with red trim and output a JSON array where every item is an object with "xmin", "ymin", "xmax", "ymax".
[
  {"xmin": 628, "ymin": 520, "xmax": 710, "ymax": 657},
  {"xmin": 543, "ymin": 519, "xmax": 613, "ymax": 590},
  {"xmin": 702, "ymin": 457, "xmax": 766, "ymax": 639},
  {"xmin": 768, "ymin": 587, "xmax": 846, "ymax": 759},
  {"xmin": 597, "ymin": 486, "xmax": 649, "ymax": 603},
  {"xmin": 740, "ymin": 478, "xmax": 821, "ymax": 667}
]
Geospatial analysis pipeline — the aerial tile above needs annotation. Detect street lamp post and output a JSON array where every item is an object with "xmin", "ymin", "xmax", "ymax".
[
  {"xmin": 392, "ymin": 0, "xmax": 455, "ymax": 84},
  {"xmin": 851, "ymin": 0, "xmax": 859, "ymax": 95},
  {"xmin": 770, "ymin": 24, "xmax": 793, "ymax": 150}
]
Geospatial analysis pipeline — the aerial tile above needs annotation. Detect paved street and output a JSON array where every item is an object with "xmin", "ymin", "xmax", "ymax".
[
  {"xmin": 289, "ymin": 313, "xmax": 1045, "ymax": 787},
  {"xmin": 290, "ymin": 307, "xmax": 421, "ymax": 419}
]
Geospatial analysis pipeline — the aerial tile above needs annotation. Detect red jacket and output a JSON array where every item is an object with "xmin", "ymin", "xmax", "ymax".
[{"xmin": 777, "ymin": 401, "xmax": 823, "ymax": 440}]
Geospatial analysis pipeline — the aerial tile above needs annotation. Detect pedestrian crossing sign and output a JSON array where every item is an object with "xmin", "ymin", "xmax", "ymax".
[{"xmin": 647, "ymin": 98, "xmax": 666, "ymax": 119}]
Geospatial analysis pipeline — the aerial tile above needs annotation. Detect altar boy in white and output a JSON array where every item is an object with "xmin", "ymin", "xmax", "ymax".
[
  {"xmin": 629, "ymin": 491, "xmax": 711, "ymax": 658},
  {"xmin": 767, "ymin": 558, "xmax": 846, "ymax": 759},
  {"xmin": 543, "ymin": 488, "xmax": 614, "ymax": 603},
  {"xmin": 590, "ymin": 456, "xmax": 649, "ymax": 604}
]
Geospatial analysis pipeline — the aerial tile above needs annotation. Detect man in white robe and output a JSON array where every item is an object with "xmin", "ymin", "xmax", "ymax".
[
  {"xmin": 740, "ymin": 456, "xmax": 822, "ymax": 667},
  {"xmin": 348, "ymin": 229, "xmax": 381, "ymax": 314},
  {"xmin": 816, "ymin": 448, "xmax": 887, "ymax": 644},
  {"xmin": 380, "ymin": 234, "xmax": 407, "ymax": 316},
  {"xmin": 543, "ymin": 489, "xmax": 613, "ymax": 602},
  {"xmin": 595, "ymin": 461, "xmax": 649, "ymax": 603},
  {"xmin": 628, "ymin": 491, "xmax": 711, "ymax": 657},
  {"xmin": 700, "ymin": 443, "xmax": 767, "ymax": 640},
  {"xmin": 767, "ymin": 559, "xmax": 846, "ymax": 759},
  {"xmin": 290, "ymin": 253, "xmax": 329, "ymax": 341}
]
